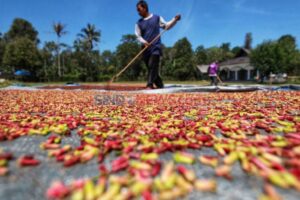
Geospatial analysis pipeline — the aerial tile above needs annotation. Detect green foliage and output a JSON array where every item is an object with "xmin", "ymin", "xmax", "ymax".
[
  {"xmin": 61, "ymin": 73, "xmax": 81, "ymax": 82},
  {"xmin": 0, "ymin": 32, "xmax": 5, "ymax": 66},
  {"xmin": 276, "ymin": 35, "xmax": 298, "ymax": 74},
  {"xmin": 77, "ymin": 24, "xmax": 101, "ymax": 51},
  {"xmin": 38, "ymin": 41, "xmax": 58, "ymax": 81},
  {"xmin": 231, "ymin": 46, "xmax": 242, "ymax": 57},
  {"xmin": 250, "ymin": 35, "xmax": 299, "ymax": 77},
  {"xmin": 161, "ymin": 46, "xmax": 175, "ymax": 79},
  {"xmin": 295, "ymin": 51, "xmax": 300, "ymax": 75},
  {"xmin": 101, "ymin": 50, "xmax": 116, "ymax": 67},
  {"xmin": 98, "ymin": 74, "xmax": 112, "ymax": 81},
  {"xmin": 250, "ymin": 40, "xmax": 278, "ymax": 77},
  {"xmin": 100, "ymin": 50, "xmax": 117, "ymax": 75},
  {"xmin": 53, "ymin": 22, "xmax": 68, "ymax": 78},
  {"xmin": 220, "ymin": 43, "xmax": 234, "ymax": 61},
  {"xmin": 170, "ymin": 37, "xmax": 195, "ymax": 81},
  {"xmin": 4, "ymin": 18, "xmax": 39, "ymax": 43},
  {"xmin": 53, "ymin": 22, "xmax": 67, "ymax": 38},
  {"xmin": 194, "ymin": 43, "xmax": 234, "ymax": 65},
  {"xmin": 41, "ymin": 46, "xmax": 75, "ymax": 82},
  {"xmin": 1, "ymin": 18, "xmax": 41, "ymax": 80},
  {"xmin": 0, "ymin": 79, "xmax": 12, "ymax": 88},
  {"xmin": 72, "ymin": 50, "xmax": 101, "ymax": 82},
  {"xmin": 2, "ymin": 37, "xmax": 41, "ymax": 76},
  {"xmin": 60, "ymin": 23, "xmax": 102, "ymax": 82},
  {"xmin": 1, "ymin": 17, "xmax": 299, "ymax": 82},
  {"xmin": 115, "ymin": 34, "xmax": 144, "ymax": 81},
  {"xmin": 194, "ymin": 45, "xmax": 207, "ymax": 64},
  {"xmin": 205, "ymin": 47, "xmax": 224, "ymax": 64},
  {"xmin": 220, "ymin": 43, "xmax": 230, "ymax": 52}
]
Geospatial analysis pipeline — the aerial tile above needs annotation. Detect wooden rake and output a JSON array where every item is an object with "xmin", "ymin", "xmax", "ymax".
[{"xmin": 106, "ymin": 29, "xmax": 167, "ymax": 89}]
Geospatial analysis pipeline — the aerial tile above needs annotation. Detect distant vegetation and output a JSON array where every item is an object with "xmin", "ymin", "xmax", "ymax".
[{"xmin": 0, "ymin": 18, "xmax": 299, "ymax": 82}]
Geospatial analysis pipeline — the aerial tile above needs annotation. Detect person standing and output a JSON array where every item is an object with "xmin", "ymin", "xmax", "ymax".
[
  {"xmin": 135, "ymin": 0, "xmax": 181, "ymax": 89},
  {"xmin": 208, "ymin": 61, "xmax": 219, "ymax": 86}
]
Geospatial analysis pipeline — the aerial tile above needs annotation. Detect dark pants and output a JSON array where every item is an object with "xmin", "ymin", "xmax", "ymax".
[
  {"xmin": 144, "ymin": 54, "xmax": 164, "ymax": 88},
  {"xmin": 210, "ymin": 76, "xmax": 218, "ymax": 86}
]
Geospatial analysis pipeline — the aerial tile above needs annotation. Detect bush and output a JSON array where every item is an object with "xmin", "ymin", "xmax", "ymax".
[
  {"xmin": 98, "ymin": 74, "xmax": 112, "ymax": 81},
  {"xmin": 62, "ymin": 73, "xmax": 80, "ymax": 82},
  {"xmin": 0, "ymin": 79, "xmax": 11, "ymax": 88},
  {"xmin": 288, "ymin": 76, "xmax": 300, "ymax": 84}
]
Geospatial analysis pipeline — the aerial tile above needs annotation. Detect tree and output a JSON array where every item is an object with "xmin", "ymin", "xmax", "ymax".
[
  {"xmin": 231, "ymin": 46, "xmax": 242, "ymax": 57},
  {"xmin": 171, "ymin": 37, "xmax": 195, "ymax": 80},
  {"xmin": 220, "ymin": 43, "xmax": 234, "ymax": 61},
  {"xmin": 0, "ymin": 32, "xmax": 5, "ymax": 66},
  {"xmin": 194, "ymin": 43, "xmax": 233, "ymax": 66},
  {"xmin": 115, "ymin": 34, "xmax": 143, "ymax": 81},
  {"xmin": 59, "ymin": 47, "xmax": 80, "ymax": 81},
  {"xmin": 101, "ymin": 50, "xmax": 116, "ymax": 67},
  {"xmin": 74, "ymin": 24, "xmax": 101, "ymax": 81},
  {"xmin": 53, "ymin": 22, "xmax": 67, "ymax": 77},
  {"xmin": 77, "ymin": 24, "xmax": 101, "ymax": 51},
  {"xmin": 2, "ymin": 37, "xmax": 41, "ymax": 79},
  {"xmin": 251, "ymin": 35, "xmax": 299, "ymax": 82},
  {"xmin": 244, "ymin": 32, "xmax": 252, "ymax": 50},
  {"xmin": 194, "ymin": 45, "xmax": 207, "ymax": 64},
  {"xmin": 220, "ymin": 43, "xmax": 230, "ymax": 52},
  {"xmin": 4, "ymin": 18, "xmax": 39, "ymax": 44},
  {"xmin": 71, "ymin": 49, "xmax": 101, "ymax": 82},
  {"xmin": 40, "ymin": 41, "xmax": 58, "ymax": 81},
  {"xmin": 161, "ymin": 46, "xmax": 176, "ymax": 78},
  {"xmin": 100, "ymin": 50, "xmax": 117, "ymax": 79},
  {"xmin": 294, "ymin": 51, "xmax": 300, "ymax": 75},
  {"xmin": 205, "ymin": 47, "xmax": 224, "ymax": 64},
  {"xmin": 250, "ymin": 40, "xmax": 278, "ymax": 82},
  {"xmin": 276, "ymin": 35, "xmax": 298, "ymax": 74}
]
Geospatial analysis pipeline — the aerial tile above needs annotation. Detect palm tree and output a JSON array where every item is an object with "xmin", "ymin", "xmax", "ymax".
[
  {"xmin": 78, "ymin": 23, "xmax": 101, "ymax": 51},
  {"xmin": 53, "ymin": 22, "xmax": 67, "ymax": 77}
]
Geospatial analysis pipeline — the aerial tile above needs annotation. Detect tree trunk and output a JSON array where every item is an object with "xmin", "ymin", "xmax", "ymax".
[{"xmin": 57, "ymin": 37, "xmax": 61, "ymax": 78}]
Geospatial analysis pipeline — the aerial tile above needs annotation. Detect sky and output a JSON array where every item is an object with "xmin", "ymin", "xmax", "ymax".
[{"xmin": 0, "ymin": 0, "xmax": 299, "ymax": 52}]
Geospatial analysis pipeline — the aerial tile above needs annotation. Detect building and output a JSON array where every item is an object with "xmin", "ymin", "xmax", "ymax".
[{"xmin": 197, "ymin": 48, "xmax": 257, "ymax": 81}]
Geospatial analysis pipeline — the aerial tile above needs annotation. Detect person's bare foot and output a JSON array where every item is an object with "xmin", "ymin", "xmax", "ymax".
[{"xmin": 145, "ymin": 84, "xmax": 154, "ymax": 90}]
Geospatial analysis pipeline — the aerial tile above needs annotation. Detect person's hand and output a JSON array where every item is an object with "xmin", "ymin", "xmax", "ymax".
[
  {"xmin": 175, "ymin": 14, "xmax": 181, "ymax": 21},
  {"xmin": 143, "ymin": 42, "xmax": 151, "ymax": 48},
  {"xmin": 165, "ymin": 14, "xmax": 181, "ymax": 30}
]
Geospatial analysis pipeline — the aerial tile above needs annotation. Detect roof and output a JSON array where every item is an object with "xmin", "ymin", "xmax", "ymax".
[
  {"xmin": 197, "ymin": 48, "xmax": 253, "ymax": 73},
  {"xmin": 197, "ymin": 65, "xmax": 209, "ymax": 73},
  {"xmin": 219, "ymin": 56, "xmax": 250, "ymax": 66},
  {"xmin": 235, "ymin": 48, "xmax": 251, "ymax": 57}
]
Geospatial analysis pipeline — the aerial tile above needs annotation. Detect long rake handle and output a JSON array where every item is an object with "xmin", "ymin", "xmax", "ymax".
[
  {"xmin": 110, "ymin": 29, "xmax": 167, "ymax": 83},
  {"xmin": 217, "ymin": 75, "xmax": 224, "ymax": 85}
]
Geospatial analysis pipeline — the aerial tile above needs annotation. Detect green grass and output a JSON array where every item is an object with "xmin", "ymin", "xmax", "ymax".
[
  {"xmin": 0, "ymin": 80, "xmax": 12, "ymax": 88},
  {"xmin": 287, "ymin": 77, "xmax": 300, "ymax": 84}
]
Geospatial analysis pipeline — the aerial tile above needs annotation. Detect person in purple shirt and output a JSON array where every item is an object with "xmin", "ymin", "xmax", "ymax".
[
  {"xmin": 208, "ymin": 61, "xmax": 219, "ymax": 86},
  {"xmin": 135, "ymin": 0, "xmax": 181, "ymax": 89}
]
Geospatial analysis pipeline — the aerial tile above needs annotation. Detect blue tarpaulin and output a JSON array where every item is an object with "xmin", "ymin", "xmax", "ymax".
[{"xmin": 14, "ymin": 70, "xmax": 31, "ymax": 76}]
